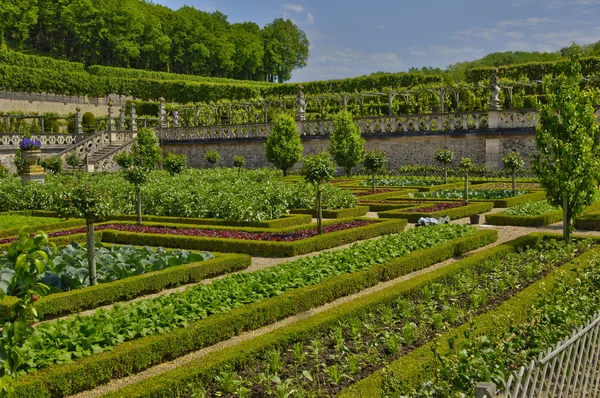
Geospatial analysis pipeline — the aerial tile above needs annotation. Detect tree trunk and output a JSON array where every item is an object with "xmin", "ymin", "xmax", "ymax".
[
  {"xmin": 563, "ymin": 194, "xmax": 570, "ymax": 243},
  {"xmin": 346, "ymin": 167, "xmax": 352, "ymax": 178},
  {"xmin": 444, "ymin": 164, "xmax": 448, "ymax": 184},
  {"xmin": 317, "ymin": 184, "xmax": 323, "ymax": 235},
  {"xmin": 238, "ymin": 167, "xmax": 241, "ymax": 178},
  {"xmin": 512, "ymin": 172, "xmax": 517, "ymax": 197},
  {"xmin": 86, "ymin": 217, "xmax": 97, "ymax": 286},
  {"xmin": 464, "ymin": 174, "xmax": 469, "ymax": 203},
  {"xmin": 136, "ymin": 187, "xmax": 142, "ymax": 225},
  {"xmin": 371, "ymin": 172, "xmax": 376, "ymax": 194}
]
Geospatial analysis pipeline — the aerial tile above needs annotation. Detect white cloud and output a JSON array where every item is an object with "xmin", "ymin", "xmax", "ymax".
[
  {"xmin": 305, "ymin": 12, "xmax": 315, "ymax": 25},
  {"xmin": 283, "ymin": 3, "xmax": 306, "ymax": 13}
]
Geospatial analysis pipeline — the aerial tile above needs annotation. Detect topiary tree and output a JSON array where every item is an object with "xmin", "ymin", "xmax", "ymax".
[
  {"xmin": 459, "ymin": 157, "xmax": 475, "ymax": 203},
  {"xmin": 82, "ymin": 112, "xmax": 95, "ymax": 133},
  {"xmin": 502, "ymin": 152, "xmax": 525, "ymax": 197},
  {"xmin": 57, "ymin": 178, "xmax": 115, "ymax": 286},
  {"xmin": 233, "ymin": 155, "xmax": 246, "ymax": 177},
  {"xmin": 265, "ymin": 114, "xmax": 303, "ymax": 176},
  {"xmin": 363, "ymin": 150, "xmax": 388, "ymax": 194},
  {"xmin": 40, "ymin": 156, "xmax": 63, "ymax": 175},
  {"xmin": 329, "ymin": 110, "xmax": 365, "ymax": 177},
  {"xmin": 532, "ymin": 44, "xmax": 600, "ymax": 243},
  {"xmin": 115, "ymin": 128, "xmax": 161, "ymax": 225},
  {"xmin": 65, "ymin": 152, "xmax": 83, "ymax": 172},
  {"xmin": 301, "ymin": 152, "xmax": 336, "ymax": 234},
  {"xmin": 435, "ymin": 149, "xmax": 454, "ymax": 183},
  {"xmin": 205, "ymin": 150, "xmax": 220, "ymax": 167},
  {"xmin": 163, "ymin": 152, "xmax": 187, "ymax": 176}
]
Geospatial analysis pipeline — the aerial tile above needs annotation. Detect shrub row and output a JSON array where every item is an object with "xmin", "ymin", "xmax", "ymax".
[
  {"xmin": 487, "ymin": 200, "xmax": 600, "ymax": 227},
  {"xmin": 378, "ymin": 202, "xmax": 493, "ymax": 222},
  {"xmin": 0, "ymin": 52, "xmax": 85, "ymax": 73},
  {"xmin": 356, "ymin": 189, "xmax": 418, "ymax": 201},
  {"xmin": 13, "ymin": 229, "xmax": 497, "ymax": 397},
  {"xmin": 289, "ymin": 206, "xmax": 370, "ymax": 219},
  {"xmin": 360, "ymin": 202, "xmax": 419, "ymax": 212},
  {"xmin": 402, "ymin": 190, "xmax": 547, "ymax": 208},
  {"xmin": 340, "ymin": 234, "xmax": 600, "ymax": 397},
  {"xmin": 0, "ymin": 253, "xmax": 250, "ymax": 320},
  {"xmin": 575, "ymin": 210, "xmax": 600, "ymax": 231},
  {"xmin": 109, "ymin": 214, "xmax": 312, "ymax": 229},
  {"xmin": 99, "ymin": 218, "xmax": 407, "ymax": 257},
  {"xmin": 0, "ymin": 218, "xmax": 86, "ymax": 239}
]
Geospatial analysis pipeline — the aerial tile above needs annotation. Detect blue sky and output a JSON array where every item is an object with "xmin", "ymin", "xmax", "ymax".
[{"xmin": 154, "ymin": 0, "xmax": 600, "ymax": 82}]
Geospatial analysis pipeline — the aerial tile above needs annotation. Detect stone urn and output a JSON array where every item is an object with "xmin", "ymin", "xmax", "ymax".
[
  {"xmin": 23, "ymin": 150, "xmax": 42, "ymax": 167},
  {"xmin": 21, "ymin": 150, "xmax": 46, "ymax": 184}
]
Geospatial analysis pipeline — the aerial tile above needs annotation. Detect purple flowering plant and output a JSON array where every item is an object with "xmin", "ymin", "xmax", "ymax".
[{"xmin": 19, "ymin": 138, "xmax": 42, "ymax": 151}]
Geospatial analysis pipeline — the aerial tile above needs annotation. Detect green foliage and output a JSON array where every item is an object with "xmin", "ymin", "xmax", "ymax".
[
  {"xmin": 532, "ymin": 44, "xmax": 600, "ymax": 242},
  {"xmin": 458, "ymin": 157, "xmax": 474, "ymax": 173},
  {"xmin": 114, "ymin": 152, "xmax": 134, "ymax": 169},
  {"xmin": 502, "ymin": 152, "xmax": 524, "ymax": 174},
  {"xmin": 412, "ymin": 189, "xmax": 527, "ymax": 200},
  {"xmin": 56, "ymin": 177, "xmax": 115, "ymax": 222},
  {"xmin": 435, "ymin": 149, "xmax": 454, "ymax": 165},
  {"xmin": 0, "ymin": 215, "xmax": 61, "ymax": 231},
  {"xmin": 362, "ymin": 150, "xmax": 388, "ymax": 175},
  {"xmin": 65, "ymin": 152, "xmax": 83, "ymax": 170},
  {"xmin": 162, "ymin": 153, "xmax": 187, "ymax": 176},
  {"xmin": 12, "ymin": 149, "xmax": 26, "ymax": 174},
  {"xmin": 261, "ymin": 18, "xmax": 310, "ymax": 83},
  {"xmin": 233, "ymin": 155, "xmax": 246, "ymax": 169},
  {"xmin": 506, "ymin": 200, "xmax": 557, "ymax": 216},
  {"xmin": 265, "ymin": 114, "xmax": 303, "ymax": 176},
  {"xmin": 130, "ymin": 128, "xmax": 160, "ymax": 172},
  {"xmin": 301, "ymin": 152, "xmax": 336, "ymax": 186},
  {"xmin": 39, "ymin": 156, "xmax": 62, "ymax": 175},
  {"xmin": 205, "ymin": 150, "xmax": 221, "ymax": 165},
  {"xmin": 329, "ymin": 111, "xmax": 365, "ymax": 176},
  {"xmin": 81, "ymin": 112, "xmax": 95, "ymax": 133}
]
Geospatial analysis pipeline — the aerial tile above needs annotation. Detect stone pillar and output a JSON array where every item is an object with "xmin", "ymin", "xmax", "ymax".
[
  {"xmin": 75, "ymin": 107, "xmax": 83, "ymax": 135},
  {"xmin": 130, "ymin": 105, "xmax": 138, "ymax": 133},
  {"xmin": 485, "ymin": 138, "xmax": 501, "ymax": 169},
  {"xmin": 107, "ymin": 99, "xmax": 116, "ymax": 131},
  {"xmin": 158, "ymin": 97, "xmax": 167, "ymax": 128},
  {"xmin": 295, "ymin": 84, "xmax": 306, "ymax": 121},
  {"xmin": 173, "ymin": 110, "xmax": 181, "ymax": 127},
  {"xmin": 118, "ymin": 108, "xmax": 126, "ymax": 130}
]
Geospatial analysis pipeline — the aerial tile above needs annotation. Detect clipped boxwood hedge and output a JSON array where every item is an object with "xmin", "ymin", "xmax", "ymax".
[
  {"xmin": 108, "ymin": 213, "xmax": 312, "ymax": 229},
  {"xmin": 0, "ymin": 253, "xmax": 250, "ymax": 320},
  {"xmin": 575, "ymin": 210, "xmax": 600, "ymax": 231},
  {"xmin": 13, "ymin": 229, "xmax": 497, "ymax": 398},
  {"xmin": 340, "ymin": 234, "xmax": 600, "ymax": 397},
  {"xmin": 360, "ymin": 201, "xmax": 423, "ymax": 212},
  {"xmin": 487, "ymin": 200, "xmax": 600, "ymax": 227},
  {"xmin": 378, "ymin": 202, "xmax": 493, "ymax": 222},
  {"xmin": 355, "ymin": 189, "xmax": 418, "ymax": 201},
  {"xmin": 393, "ymin": 190, "xmax": 546, "ymax": 208},
  {"xmin": 98, "ymin": 218, "xmax": 406, "ymax": 257},
  {"xmin": 289, "ymin": 206, "xmax": 369, "ymax": 219}
]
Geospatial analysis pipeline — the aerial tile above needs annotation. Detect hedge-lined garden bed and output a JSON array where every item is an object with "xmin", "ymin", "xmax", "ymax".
[
  {"xmin": 407, "ymin": 190, "xmax": 547, "ymax": 208},
  {"xmin": 487, "ymin": 200, "xmax": 600, "ymax": 227},
  {"xmin": 378, "ymin": 202, "xmax": 493, "ymax": 222},
  {"xmin": 289, "ymin": 206, "xmax": 369, "ymax": 218},
  {"xmin": 12, "ymin": 225, "xmax": 496, "ymax": 397},
  {"xmin": 97, "ymin": 233, "xmax": 593, "ymax": 398},
  {"xmin": 575, "ymin": 210, "xmax": 600, "ymax": 231}
]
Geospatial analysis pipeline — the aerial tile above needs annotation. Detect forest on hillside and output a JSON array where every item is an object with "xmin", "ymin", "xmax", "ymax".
[{"xmin": 0, "ymin": 0, "xmax": 309, "ymax": 82}]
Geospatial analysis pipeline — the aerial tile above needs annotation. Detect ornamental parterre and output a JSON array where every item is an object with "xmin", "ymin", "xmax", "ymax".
[{"xmin": 402, "ymin": 202, "xmax": 465, "ymax": 213}]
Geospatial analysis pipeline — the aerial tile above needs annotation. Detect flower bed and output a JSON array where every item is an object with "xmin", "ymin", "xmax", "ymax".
[
  {"xmin": 351, "ymin": 189, "xmax": 398, "ymax": 197},
  {"xmin": 358, "ymin": 178, "xmax": 445, "ymax": 187},
  {"xmin": 10, "ymin": 225, "xmax": 495, "ymax": 398},
  {"xmin": 378, "ymin": 202, "xmax": 493, "ymax": 222},
  {"xmin": 288, "ymin": 206, "xmax": 369, "ymax": 219},
  {"xmin": 102, "ymin": 234, "xmax": 597, "ymax": 398}
]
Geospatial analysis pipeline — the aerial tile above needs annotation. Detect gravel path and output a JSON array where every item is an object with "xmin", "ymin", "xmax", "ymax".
[{"xmin": 68, "ymin": 209, "xmax": 600, "ymax": 397}]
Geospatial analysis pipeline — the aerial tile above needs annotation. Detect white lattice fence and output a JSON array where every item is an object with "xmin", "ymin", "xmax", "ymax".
[{"xmin": 478, "ymin": 312, "xmax": 600, "ymax": 398}]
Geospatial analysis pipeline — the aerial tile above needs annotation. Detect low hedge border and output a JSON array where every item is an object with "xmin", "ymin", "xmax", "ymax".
[
  {"xmin": 360, "ymin": 202, "xmax": 425, "ymax": 212},
  {"xmin": 340, "ymin": 234, "xmax": 600, "ymax": 397},
  {"xmin": 392, "ymin": 190, "xmax": 547, "ymax": 208},
  {"xmin": 0, "ymin": 253, "xmax": 251, "ymax": 320},
  {"xmin": 338, "ymin": 181, "xmax": 463, "ymax": 192},
  {"xmin": 378, "ymin": 202, "xmax": 493, "ymax": 222},
  {"xmin": 487, "ymin": 200, "xmax": 600, "ymax": 227},
  {"xmin": 99, "ymin": 218, "xmax": 406, "ymax": 257},
  {"xmin": 355, "ymin": 189, "xmax": 418, "ymax": 201},
  {"xmin": 0, "ymin": 218, "xmax": 86, "ymax": 240},
  {"xmin": 13, "ymin": 229, "xmax": 498, "ymax": 398},
  {"xmin": 289, "ymin": 206, "xmax": 369, "ymax": 218},
  {"xmin": 575, "ymin": 210, "xmax": 600, "ymax": 231},
  {"xmin": 108, "ymin": 214, "xmax": 312, "ymax": 229}
]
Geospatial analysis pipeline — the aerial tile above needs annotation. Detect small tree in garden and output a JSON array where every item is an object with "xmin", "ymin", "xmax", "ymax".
[
  {"xmin": 40, "ymin": 156, "xmax": 63, "ymax": 175},
  {"xmin": 435, "ymin": 149, "xmax": 454, "ymax": 183},
  {"xmin": 329, "ymin": 111, "xmax": 365, "ymax": 177},
  {"xmin": 532, "ymin": 44, "xmax": 600, "ymax": 243},
  {"xmin": 502, "ymin": 152, "xmax": 524, "ymax": 197},
  {"xmin": 363, "ymin": 150, "xmax": 388, "ymax": 194},
  {"xmin": 233, "ymin": 155, "xmax": 246, "ymax": 177},
  {"xmin": 115, "ymin": 128, "xmax": 161, "ymax": 225},
  {"xmin": 57, "ymin": 179, "xmax": 115, "ymax": 286},
  {"xmin": 163, "ymin": 152, "xmax": 187, "ymax": 176},
  {"xmin": 265, "ymin": 114, "xmax": 303, "ymax": 176},
  {"xmin": 301, "ymin": 152, "xmax": 336, "ymax": 234},
  {"xmin": 0, "ymin": 231, "xmax": 54, "ymax": 396},
  {"xmin": 205, "ymin": 150, "xmax": 220, "ymax": 167},
  {"xmin": 65, "ymin": 152, "xmax": 83, "ymax": 172},
  {"xmin": 459, "ymin": 157, "xmax": 475, "ymax": 203},
  {"xmin": 13, "ymin": 150, "xmax": 27, "ymax": 174}
]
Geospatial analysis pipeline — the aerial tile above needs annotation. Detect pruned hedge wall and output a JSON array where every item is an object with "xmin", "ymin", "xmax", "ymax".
[{"xmin": 378, "ymin": 202, "xmax": 493, "ymax": 222}]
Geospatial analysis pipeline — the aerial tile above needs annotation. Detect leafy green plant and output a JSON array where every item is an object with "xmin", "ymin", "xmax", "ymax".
[
  {"xmin": 412, "ymin": 189, "xmax": 528, "ymax": 200},
  {"xmin": 13, "ymin": 149, "xmax": 26, "ymax": 175},
  {"xmin": 233, "ymin": 155, "xmax": 246, "ymax": 177},
  {"xmin": 329, "ymin": 110, "xmax": 365, "ymax": 177},
  {"xmin": 301, "ymin": 152, "xmax": 336, "ymax": 234},
  {"xmin": 506, "ymin": 200, "xmax": 557, "ymax": 216},
  {"xmin": 532, "ymin": 44, "xmax": 600, "ymax": 243},
  {"xmin": 502, "ymin": 152, "xmax": 525, "ymax": 196},
  {"xmin": 458, "ymin": 157, "xmax": 474, "ymax": 203},
  {"xmin": 205, "ymin": 150, "xmax": 220, "ymax": 166},
  {"xmin": 435, "ymin": 149, "xmax": 454, "ymax": 183},
  {"xmin": 65, "ymin": 152, "xmax": 83, "ymax": 172},
  {"xmin": 265, "ymin": 114, "xmax": 303, "ymax": 176},
  {"xmin": 40, "ymin": 156, "xmax": 63, "ymax": 175},
  {"xmin": 362, "ymin": 150, "xmax": 388, "ymax": 193},
  {"xmin": 81, "ymin": 112, "xmax": 95, "ymax": 133},
  {"xmin": 162, "ymin": 153, "xmax": 187, "ymax": 176}
]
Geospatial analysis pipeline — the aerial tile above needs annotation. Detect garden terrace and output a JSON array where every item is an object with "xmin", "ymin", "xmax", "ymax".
[
  {"xmin": 97, "ymin": 233, "xmax": 596, "ymax": 398},
  {"xmin": 378, "ymin": 202, "xmax": 493, "ymax": 222},
  {"xmin": 10, "ymin": 225, "xmax": 496, "ymax": 397},
  {"xmin": 341, "ymin": 234, "xmax": 600, "ymax": 397}
]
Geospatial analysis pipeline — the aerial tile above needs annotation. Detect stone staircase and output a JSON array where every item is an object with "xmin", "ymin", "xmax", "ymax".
[{"xmin": 58, "ymin": 130, "xmax": 137, "ymax": 172}]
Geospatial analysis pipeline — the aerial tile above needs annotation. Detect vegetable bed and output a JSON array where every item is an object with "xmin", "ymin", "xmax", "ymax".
[
  {"xmin": 407, "ymin": 189, "xmax": 547, "ymax": 208},
  {"xmin": 487, "ymin": 200, "xmax": 600, "ymax": 227},
  {"xmin": 378, "ymin": 202, "xmax": 493, "ymax": 222},
  {"xmin": 102, "ymin": 234, "xmax": 596, "ymax": 398},
  {"xmin": 13, "ymin": 225, "xmax": 497, "ymax": 397}
]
